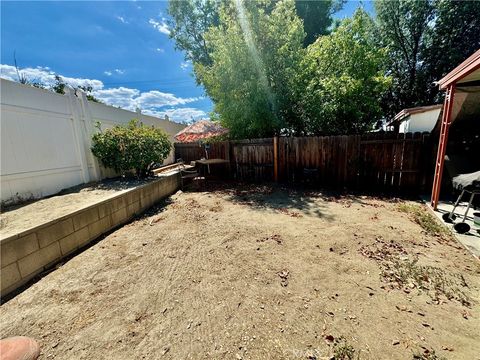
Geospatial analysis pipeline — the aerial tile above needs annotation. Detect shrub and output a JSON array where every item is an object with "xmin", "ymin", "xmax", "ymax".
[{"xmin": 91, "ymin": 119, "xmax": 172, "ymax": 178}]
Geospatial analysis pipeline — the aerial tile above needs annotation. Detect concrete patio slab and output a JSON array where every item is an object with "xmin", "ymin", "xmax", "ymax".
[{"xmin": 428, "ymin": 199, "xmax": 480, "ymax": 259}]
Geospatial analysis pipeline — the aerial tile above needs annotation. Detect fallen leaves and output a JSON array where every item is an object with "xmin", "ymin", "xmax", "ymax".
[
  {"xmin": 324, "ymin": 334, "xmax": 335, "ymax": 342},
  {"xmin": 257, "ymin": 234, "xmax": 283, "ymax": 245},
  {"xmin": 278, "ymin": 208, "xmax": 303, "ymax": 218},
  {"xmin": 277, "ymin": 269, "xmax": 289, "ymax": 287},
  {"xmin": 359, "ymin": 237, "xmax": 407, "ymax": 262}
]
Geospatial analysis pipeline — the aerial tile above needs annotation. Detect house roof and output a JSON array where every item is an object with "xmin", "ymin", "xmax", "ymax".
[
  {"xmin": 174, "ymin": 119, "xmax": 228, "ymax": 143},
  {"xmin": 388, "ymin": 104, "xmax": 443, "ymax": 126},
  {"xmin": 437, "ymin": 49, "xmax": 480, "ymax": 90}
]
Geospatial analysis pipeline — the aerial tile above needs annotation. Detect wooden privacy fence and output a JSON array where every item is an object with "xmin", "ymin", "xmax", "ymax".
[{"xmin": 174, "ymin": 132, "xmax": 433, "ymax": 192}]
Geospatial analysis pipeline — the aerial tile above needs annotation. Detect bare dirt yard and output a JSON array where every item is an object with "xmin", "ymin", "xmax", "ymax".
[{"xmin": 1, "ymin": 183, "xmax": 479, "ymax": 359}]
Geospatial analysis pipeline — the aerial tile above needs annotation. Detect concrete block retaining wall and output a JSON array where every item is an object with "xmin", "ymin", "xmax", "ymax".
[{"xmin": 1, "ymin": 172, "xmax": 180, "ymax": 297}]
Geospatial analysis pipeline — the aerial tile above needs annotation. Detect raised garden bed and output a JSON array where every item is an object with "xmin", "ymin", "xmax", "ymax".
[{"xmin": 1, "ymin": 173, "xmax": 180, "ymax": 296}]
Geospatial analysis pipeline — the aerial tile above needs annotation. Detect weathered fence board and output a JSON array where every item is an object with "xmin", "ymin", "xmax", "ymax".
[
  {"xmin": 174, "ymin": 132, "xmax": 432, "ymax": 192},
  {"xmin": 232, "ymin": 138, "xmax": 274, "ymax": 181}
]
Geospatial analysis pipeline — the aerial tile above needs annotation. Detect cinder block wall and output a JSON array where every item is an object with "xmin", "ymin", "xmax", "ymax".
[{"xmin": 1, "ymin": 172, "xmax": 180, "ymax": 297}]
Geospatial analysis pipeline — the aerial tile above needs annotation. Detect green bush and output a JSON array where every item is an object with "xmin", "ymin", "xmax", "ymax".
[{"xmin": 91, "ymin": 119, "xmax": 172, "ymax": 178}]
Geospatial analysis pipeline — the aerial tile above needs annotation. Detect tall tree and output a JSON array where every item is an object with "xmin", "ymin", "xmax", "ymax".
[
  {"xmin": 421, "ymin": 0, "xmax": 480, "ymax": 103},
  {"xmin": 167, "ymin": 0, "xmax": 343, "ymax": 68},
  {"xmin": 197, "ymin": 0, "xmax": 305, "ymax": 138},
  {"xmin": 167, "ymin": 0, "xmax": 221, "ymax": 67},
  {"xmin": 168, "ymin": 0, "xmax": 389, "ymax": 137},
  {"xmin": 295, "ymin": 0, "xmax": 344, "ymax": 46},
  {"xmin": 375, "ymin": 0, "xmax": 434, "ymax": 119},
  {"xmin": 301, "ymin": 9, "xmax": 391, "ymax": 134}
]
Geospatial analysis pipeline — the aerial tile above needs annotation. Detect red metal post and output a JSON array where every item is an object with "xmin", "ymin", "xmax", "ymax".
[{"xmin": 431, "ymin": 84, "xmax": 455, "ymax": 210}]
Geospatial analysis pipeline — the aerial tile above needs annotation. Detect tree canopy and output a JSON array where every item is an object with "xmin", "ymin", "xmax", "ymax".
[
  {"xmin": 196, "ymin": 0, "xmax": 305, "ymax": 138},
  {"xmin": 375, "ymin": 0, "xmax": 434, "ymax": 119},
  {"xmin": 167, "ymin": 0, "xmax": 343, "ymax": 65},
  {"xmin": 294, "ymin": 0, "xmax": 345, "ymax": 46},
  {"xmin": 376, "ymin": 0, "xmax": 480, "ymax": 118},
  {"xmin": 168, "ymin": 0, "xmax": 480, "ymax": 138},
  {"xmin": 301, "ymin": 9, "xmax": 390, "ymax": 135},
  {"xmin": 167, "ymin": 0, "xmax": 221, "ymax": 68},
  {"xmin": 421, "ymin": 0, "xmax": 480, "ymax": 104}
]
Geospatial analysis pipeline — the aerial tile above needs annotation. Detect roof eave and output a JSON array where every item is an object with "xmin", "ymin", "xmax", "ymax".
[{"xmin": 437, "ymin": 49, "xmax": 480, "ymax": 90}]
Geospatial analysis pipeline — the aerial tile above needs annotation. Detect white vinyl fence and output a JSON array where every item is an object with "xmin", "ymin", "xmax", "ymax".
[{"xmin": 0, "ymin": 78, "xmax": 185, "ymax": 205}]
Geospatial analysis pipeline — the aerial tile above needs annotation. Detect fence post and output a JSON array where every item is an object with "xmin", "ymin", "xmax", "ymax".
[
  {"xmin": 66, "ymin": 88, "xmax": 90, "ymax": 184},
  {"xmin": 223, "ymin": 140, "xmax": 231, "ymax": 178},
  {"xmin": 273, "ymin": 136, "xmax": 279, "ymax": 182},
  {"xmin": 78, "ymin": 90, "xmax": 101, "ymax": 181}
]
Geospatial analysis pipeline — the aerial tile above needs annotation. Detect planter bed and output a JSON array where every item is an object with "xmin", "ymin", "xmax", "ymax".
[{"xmin": 1, "ymin": 172, "xmax": 180, "ymax": 296}]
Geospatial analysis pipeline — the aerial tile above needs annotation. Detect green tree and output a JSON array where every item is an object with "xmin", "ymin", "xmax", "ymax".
[
  {"xmin": 421, "ymin": 0, "xmax": 480, "ymax": 103},
  {"xmin": 301, "ymin": 9, "xmax": 391, "ymax": 134},
  {"xmin": 375, "ymin": 0, "xmax": 480, "ymax": 118},
  {"xmin": 167, "ymin": 0, "xmax": 343, "ymax": 68},
  {"xmin": 91, "ymin": 120, "xmax": 172, "ymax": 178},
  {"xmin": 375, "ymin": 0, "xmax": 434, "ymax": 118},
  {"xmin": 168, "ymin": 0, "xmax": 222, "ymax": 68},
  {"xmin": 197, "ymin": 0, "xmax": 305, "ymax": 138},
  {"xmin": 295, "ymin": 0, "xmax": 345, "ymax": 46}
]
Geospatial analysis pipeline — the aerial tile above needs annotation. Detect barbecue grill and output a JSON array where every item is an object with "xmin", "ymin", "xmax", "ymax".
[{"xmin": 442, "ymin": 170, "xmax": 480, "ymax": 233}]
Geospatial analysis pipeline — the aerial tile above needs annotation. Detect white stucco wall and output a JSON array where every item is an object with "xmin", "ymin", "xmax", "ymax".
[{"xmin": 0, "ymin": 78, "xmax": 185, "ymax": 204}]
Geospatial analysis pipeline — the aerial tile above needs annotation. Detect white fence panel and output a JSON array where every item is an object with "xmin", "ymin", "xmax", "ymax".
[{"xmin": 0, "ymin": 79, "xmax": 185, "ymax": 204}]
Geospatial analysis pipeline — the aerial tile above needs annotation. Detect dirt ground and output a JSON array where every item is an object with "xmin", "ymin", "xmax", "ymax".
[
  {"xmin": 1, "ymin": 183, "xmax": 479, "ymax": 360},
  {"xmin": 0, "ymin": 178, "xmax": 155, "ymax": 239}
]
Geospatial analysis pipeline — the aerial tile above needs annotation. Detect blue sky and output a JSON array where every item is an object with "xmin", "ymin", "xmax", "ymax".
[{"xmin": 1, "ymin": 0, "xmax": 373, "ymax": 123}]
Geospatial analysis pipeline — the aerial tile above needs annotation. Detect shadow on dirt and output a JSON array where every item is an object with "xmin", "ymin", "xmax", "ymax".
[
  {"xmin": 182, "ymin": 179, "xmax": 413, "ymax": 221},
  {"xmin": 184, "ymin": 180, "xmax": 338, "ymax": 219}
]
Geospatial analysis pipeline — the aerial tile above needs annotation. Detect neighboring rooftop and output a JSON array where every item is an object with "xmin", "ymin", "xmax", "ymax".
[{"xmin": 391, "ymin": 104, "xmax": 443, "ymax": 125}]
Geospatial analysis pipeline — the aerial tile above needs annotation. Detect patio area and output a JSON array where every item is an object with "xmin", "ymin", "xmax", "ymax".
[
  {"xmin": 1, "ymin": 184, "xmax": 479, "ymax": 359},
  {"xmin": 430, "ymin": 200, "xmax": 480, "ymax": 259}
]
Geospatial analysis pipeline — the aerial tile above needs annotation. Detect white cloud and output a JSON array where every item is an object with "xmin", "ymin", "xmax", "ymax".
[
  {"xmin": 0, "ymin": 64, "xmax": 103, "ymax": 90},
  {"xmin": 92, "ymin": 88, "xmax": 200, "ymax": 113},
  {"xmin": 135, "ymin": 91, "xmax": 199, "ymax": 108},
  {"xmin": 180, "ymin": 61, "xmax": 191, "ymax": 70},
  {"xmin": 93, "ymin": 87, "xmax": 140, "ymax": 109},
  {"xmin": 0, "ymin": 64, "xmax": 204, "ymax": 123},
  {"xmin": 92, "ymin": 89, "xmax": 202, "ymax": 122},
  {"xmin": 143, "ymin": 107, "xmax": 206, "ymax": 123},
  {"xmin": 116, "ymin": 16, "xmax": 128, "ymax": 24},
  {"xmin": 149, "ymin": 18, "xmax": 170, "ymax": 35},
  {"xmin": 104, "ymin": 68, "xmax": 125, "ymax": 76},
  {"xmin": 156, "ymin": 48, "xmax": 165, "ymax": 53}
]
